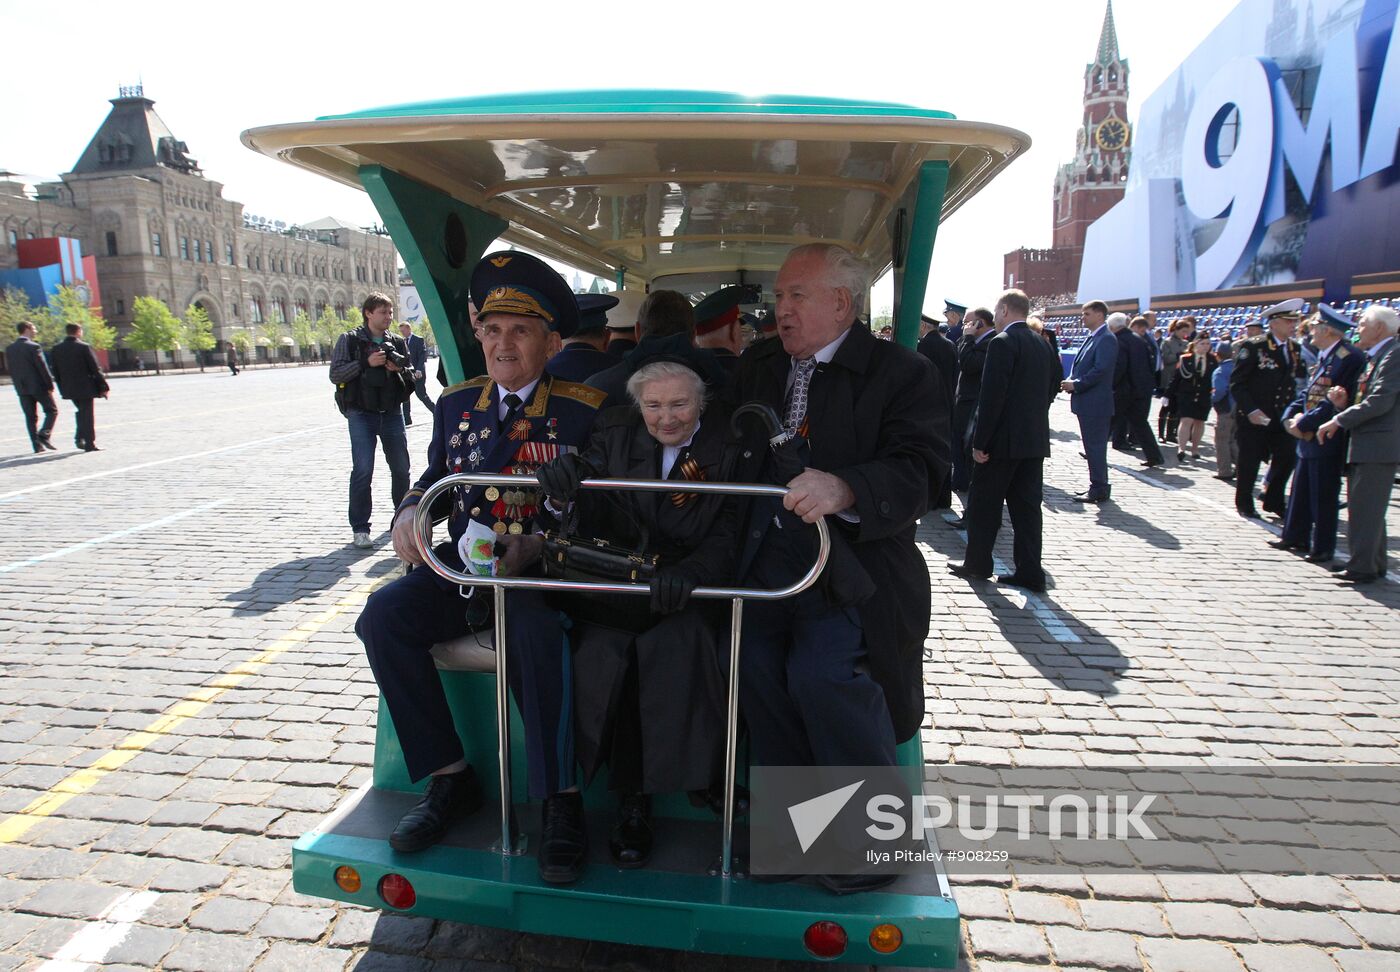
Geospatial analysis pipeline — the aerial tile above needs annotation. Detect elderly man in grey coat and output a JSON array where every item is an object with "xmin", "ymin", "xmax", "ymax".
[{"xmin": 1318, "ymin": 306, "xmax": 1400, "ymax": 584}]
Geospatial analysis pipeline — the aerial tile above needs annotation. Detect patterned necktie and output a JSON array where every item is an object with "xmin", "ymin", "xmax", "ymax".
[{"xmin": 784, "ymin": 358, "xmax": 817, "ymax": 433}]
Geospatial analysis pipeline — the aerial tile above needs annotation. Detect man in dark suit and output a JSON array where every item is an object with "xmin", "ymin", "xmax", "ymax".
[
  {"xmin": 1062, "ymin": 301, "xmax": 1118, "ymax": 502},
  {"xmin": 1274, "ymin": 304, "xmax": 1364, "ymax": 564},
  {"xmin": 949, "ymin": 308, "xmax": 995, "ymax": 504},
  {"xmin": 397, "ymin": 323, "xmax": 436, "ymax": 426},
  {"xmin": 949, "ymin": 289, "xmax": 1060, "ymax": 592},
  {"xmin": 546, "ymin": 294, "xmax": 618, "ymax": 383},
  {"xmin": 733, "ymin": 243, "xmax": 945, "ymax": 893},
  {"xmin": 1122, "ymin": 315, "xmax": 1166, "ymax": 467},
  {"xmin": 917, "ymin": 314, "xmax": 957, "ymax": 509},
  {"xmin": 49, "ymin": 323, "xmax": 109, "ymax": 452},
  {"xmin": 5, "ymin": 321, "xmax": 59, "ymax": 452},
  {"xmin": 1231, "ymin": 299, "xmax": 1308, "ymax": 518}
]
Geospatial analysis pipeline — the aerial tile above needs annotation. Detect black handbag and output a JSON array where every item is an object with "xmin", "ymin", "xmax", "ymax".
[{"xmin": 539, "ymin": 506, "xmax": 659, "ymax": 584}]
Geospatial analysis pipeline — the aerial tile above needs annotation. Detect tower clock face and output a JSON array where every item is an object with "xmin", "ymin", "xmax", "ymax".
[{"xmin": 1096, "ymin": 118, "xmax": 1129, "ymax": 151}]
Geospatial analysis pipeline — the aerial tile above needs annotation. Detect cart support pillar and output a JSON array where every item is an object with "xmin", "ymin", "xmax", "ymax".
[
  {"xmin": 721, "ymin": 595, "xmax": 744, "ymax": 878},
  {"xmin": 892, "ymin": 160, "xmax": 950, "ymax": 350}
]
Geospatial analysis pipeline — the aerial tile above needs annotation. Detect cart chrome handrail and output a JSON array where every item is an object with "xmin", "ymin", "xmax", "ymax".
[{"xmin": 412, "ymin": 472, "xmax": 831, "ymax": 876}]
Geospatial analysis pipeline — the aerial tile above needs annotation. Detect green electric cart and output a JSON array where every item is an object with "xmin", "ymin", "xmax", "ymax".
[{"xmin": 242, "ymin": 90, "xmax": 1028, "ymax": 967}]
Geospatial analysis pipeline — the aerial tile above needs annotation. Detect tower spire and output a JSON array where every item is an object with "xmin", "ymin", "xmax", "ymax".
[{"xmin": 1095, "ymin": 0, "xmax": 1121, "ymax": 66}]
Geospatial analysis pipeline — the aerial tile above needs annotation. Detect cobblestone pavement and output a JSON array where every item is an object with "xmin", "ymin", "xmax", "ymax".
[{"xmin": 0, "ymin": 365, "xmax": 1397, "ymax": 971}]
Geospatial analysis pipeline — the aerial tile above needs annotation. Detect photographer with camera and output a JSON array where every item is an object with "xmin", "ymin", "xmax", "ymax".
[{"xmin": 329, "ymin": 292, "xmax": 416, "ymax": 549}]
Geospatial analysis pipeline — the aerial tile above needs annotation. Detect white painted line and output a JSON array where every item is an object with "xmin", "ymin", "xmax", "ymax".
[
  {"xmin": 0, "ymin": 500, "xmax": 227, "ymax": 574},
  {"xmin": 937, "ymin": 513, "xmax": 1082, "ymax": 643},
  {"xmin": 0, "ymin": 423, "xmax": 337, "ymax": 503},
  {"xmin": 37, "ymin": 889, "xmax": 159, "ymax": 970}
]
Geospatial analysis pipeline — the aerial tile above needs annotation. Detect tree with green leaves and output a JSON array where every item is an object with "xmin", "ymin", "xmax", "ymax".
[
  {"xmin": 229, "ymin": 328, "xmax": 253, "ymax": 363},
  {"xmin": 51, "ymin": 285, "xmax": 116, "ymax": 351},
  {"xmin": 126, "ymin": 296, "xmax": 182, "ymax": 374},
  {"xmin": 343, "ymin": 307, "xmax": 364, "ymax": 332},
  {"xmin": 259, "ymin": 317, "xmax": 286, "ymax": 365},
  {"xmin": 316, "ymin": 307, "xmax": 341, "ymax": 355},
  {"xmin": 290, "ymin": 310, "xmax": 316, "ymax": 361},
  {"xmin": 0, "ymin": 287, "xmax": 46, "ymax": 343},
  {"xmin": 182, "ymin": 304, "xmax": 217, "ymax": 372},
  {"xmin": 417, "ymin": 316, "xmax": 436, "ymax": 349}
]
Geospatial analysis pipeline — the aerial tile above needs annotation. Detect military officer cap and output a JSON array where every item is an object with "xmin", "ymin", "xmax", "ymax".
[
  {"xmin": 738, "ymin": 311, "xmax": 760, "ymax": 329},
  {"xmin": 693, "ymin": 286, "xmax": 746, "ymax": 336},
  {"xmin": 757, "ymin": 311, "xmax": 778, "ymax": 334},
  {"xmin": 1260, "ymin": 298, "xmax": 1306, "ymax": 323},
  {"xmin": 944, "ymin": 300, "xmax": 968, "ymax": 315},
  {"xmin": 605, "ymin": 289, "xmax": 646, "ymax": 332},
  {"xmin": 575, "ymin": 293, "xmax": 619, "ymax": 335},
  {"xmin": 1314, "ymin": 303, "xmax": 1353, "ymax": 334},
  {"xmin": 471, "ymin": 250, "xmax": 580, "ymax": 338}
]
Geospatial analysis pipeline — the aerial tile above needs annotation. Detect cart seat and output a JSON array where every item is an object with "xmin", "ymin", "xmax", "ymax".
[{"xmin": 430, "ymin": 635, "xmax": 496, "ymax": 673}]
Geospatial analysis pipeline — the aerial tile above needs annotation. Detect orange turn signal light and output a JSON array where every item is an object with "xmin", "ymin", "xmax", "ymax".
[
  {"xmin": 869, "ymin": 923, "xmax": 903, "ymax": 954},
  {"xmin": 334, "ymin": 866, "xmax": 361, "ymax": 893}
]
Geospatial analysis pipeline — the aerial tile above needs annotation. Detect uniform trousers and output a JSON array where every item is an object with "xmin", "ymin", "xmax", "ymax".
[
  {"xmin": 1214, "ymin": 410, "xmax": 1237, "ymax": 477},
  {"xmin": 18, "ymin": 392, "xmax": 57, "ymax": 449},
  {"xmin": 732, "ymin": 589, "xmax": 895, "ymax": 769},
  {"xmin": 1234, "ymin": 417, "xmax": 1295, "ymax": 513},
  {"xmin": 963, "ymin": 455, "xmax": 1046, "ymax": 585},
  {"xmin": 357, "ymin": 559, "xmax": 576, "ymax": 799},
  {"xmin": 1281, "ymin": 454, "xmax": 1345, "ymax": 557},
  {"xmin": 950, "ymin": 401, "xmax": 976, "ymax": 492},
  {"xmin": 1345, "ymin": 461, "xmax": 1397, "ymax": 577},
  {"xmin": 72, "ymin": 398, "xmax": 96, "ymax": 449}
]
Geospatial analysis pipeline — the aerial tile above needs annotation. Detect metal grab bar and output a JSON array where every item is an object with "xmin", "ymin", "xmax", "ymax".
[{"xmin": 412, "ymin": 472, "xmax": 831, "ymax": 877}]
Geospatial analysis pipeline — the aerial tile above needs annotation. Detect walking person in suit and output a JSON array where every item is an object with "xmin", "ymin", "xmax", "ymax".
[
  {"xmin": 49, "ymin": 323, "xmax": 109, "ymax": 452},
  {"xmin": 1317, "ymin": 306, "xmax": 1400, "ymax": 584},
  {"xmin": 1230, "ymin": 300, "xmax": 1308, "ymax": 518},
  {"xmin": 5, "ymin": 321, "xmax": 59, "ymax": 452},
  {"xmin": 1062, "ymin": 301, "xmax": 1118, "ymax": 502},
  {"xmin": 731, "ymin": 243, "xmax": 945, "ymax": 892},
  {"xmin": 1272, "ymin": 305, "xmax": 1364, "ymax": 565},
  {"xmin": 1121, "ymin": 315, "xmax": 1166, "ymax": 467},
  {"xmin": 397, "ymin": 322, "xmax": 436, "ymax": 425},
  {"xmin": 949, "ymin": 307, "xmax": 995, "ymax": 508},
  {"xmin": 949, "ymin": 289, "xmax": 1061, "ymax": 592}
]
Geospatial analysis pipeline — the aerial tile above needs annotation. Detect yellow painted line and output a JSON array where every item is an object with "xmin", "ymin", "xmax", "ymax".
[{"xmin": 0, "ymin": 578, "xmax": 386, "ymax": 845}]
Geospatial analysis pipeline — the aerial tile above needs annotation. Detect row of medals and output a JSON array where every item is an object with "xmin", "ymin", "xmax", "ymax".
[{"xmin": 480, "ymin": 484, "xmax": 537, "ymax": 535}]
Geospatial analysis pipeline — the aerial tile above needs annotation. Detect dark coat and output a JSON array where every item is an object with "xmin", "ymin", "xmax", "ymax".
[
  {"xmin": 955, "ymin": 332, "xmax": 992, "ymax": 404},
  {"xmin": 1123, "ymin": 330, "xmax": 1158, "ymax": 397},
  {"xmin": 1169, "ymin": 354, "xmax": 1218, "ymax": 421},
  {"xmin": 5, "ymin": 336, "xmax": 55, "ymax": 396},
  {"xmin": 405, "ymin": 333, "xmax": 428, "ymax": 373},
  {"xmin": 1230, "ymin": 333, "xmax": 1307, "ymax": 423},
  {"xmin": 733, "ymin": 324, "xmax": 946, "ymax": 742},
  {"xmin": 971, "ymin": 322, "xmax": 1060, "ymax": 460},
  {"xmin": 546, "ymin": 342, "xmax": 616, "ymax": 384},
  {"xmin": 557, "ymin": 405, "xmax": 742, "ymax": 793},
  {"xmin": 917, "ymin": 329, "xmax": 958, "ymax": 411},
  {"xmin": 49, "ymin": 336, "xmax": 109, "ymax": 401}
]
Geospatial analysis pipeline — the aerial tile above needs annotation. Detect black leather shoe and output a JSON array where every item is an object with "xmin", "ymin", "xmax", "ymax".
[
  {"xmin": 1141, "ymin": 459, "xmax": 1164, "ymax": 469},
  {"xmin": 946, "ymin": 516, "xmax": 967, "ymax": 529},
  {"xmin": 1238, "ymin": 508, "xmax": 1261, "ymax": 519},
  {"xmin": 609, "ymin": 793, "xmax": 653, "ymax": 869},
  {"xmin": 947, "ymin": 563, "xmax": 991, "ymax": 581},
  {"xmin": 1305, "ymin": 551, "xmax": 1334, "ymax": 564},
  {"xmin": 1268, "ymin": 539, "xmax": 1306, "ymax": 552},
  {"xmin": 688, "ymin": 783, "xmax": 750, "ymax": 818},
  {"xmin": 389, "ymin": 767, "xmax": 484, "ymax": 853},
  {"xmin": 39, "ymin": 435, "xmax": 56, "ymax": 451},
  {"xmin": 997, "ymin": 573, "xmax": 1047, "ymax": 593},
  {"xmin": 84, "ymin": 445, "xmax": 101, "ymax": 452},
  {"xmin": 1337, "ymin": 570, "xmax": 1379, "ymax": 584},
  {"xmin": 1327, "ymin": 562, "xmax": 1348, "ymax": 572},
  {"xmin": 1262, "ymin": 506, "xmax": 1287, "ymax": 518},
  {"xmin": 1073, "ymin": 492, "xmax": 1108, "ymax": 503},
  {"xmin": 539, "ymin": 792, "xmax": 587, "ymax": 885}
]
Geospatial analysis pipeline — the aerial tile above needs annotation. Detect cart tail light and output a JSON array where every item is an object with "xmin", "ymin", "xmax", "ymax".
[
  {"xmin": 803, "ymin": 920, "xmax": 848, "ymax": 958},
  {"xmin": 378, "ymin": 873, "xmax": 416, "ymax": 909}
]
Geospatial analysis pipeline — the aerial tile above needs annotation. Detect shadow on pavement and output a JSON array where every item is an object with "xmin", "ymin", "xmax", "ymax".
[
  {"xmin": 919, "ymin": 513, "xmax": 1127, "ymax": 696},
  {"xmin": 0, "ymin": 450, "xmax": 80, "ymax": 470},
  {"xmin": 224, "ymin": 548, "xmax": 397, "ymax": 613}
]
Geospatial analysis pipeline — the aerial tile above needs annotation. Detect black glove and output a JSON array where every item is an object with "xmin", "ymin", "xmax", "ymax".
[
  {"xmin": 536, "ymin": 452, "xmax": 593, "ymax": 502},
  {"xmin": 650, "ymin": 567, "xmax": 698, "ymax": 615}
]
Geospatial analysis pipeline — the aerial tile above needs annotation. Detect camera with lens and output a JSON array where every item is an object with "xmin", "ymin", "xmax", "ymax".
[{"xmin": 381, "ymin": 344, "xmax": 411, "ymax": 370}]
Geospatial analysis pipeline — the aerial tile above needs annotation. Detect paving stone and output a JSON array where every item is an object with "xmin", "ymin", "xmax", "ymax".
[
  {"xmin": 1078, "ymin": 899, "xmax": 1168, "ymax": 934},
  {"xmin": 151, "ymin": 827, "xmax": 236, "ymax": 861},
  {"xmin": 328, "ymin": 909, "xmax": 380, "ymax": 947},
  {"xmin": 1340, "ymin": 881, "xmax": 1400, "ymax": 913},
  {"xmin": 955, "ymin": 887, "xmax": 1011, "ymax": 920},
  {"xmin": 162, "ymin": 931, "xmax": 271, "ymax": 972},
  {"xmin": 422, "ymin": 921, "xmax": 520, "ymax": 961},
  {"xmin": 255, "ymin": 904, "xmax": 336, "ymax": 941},
  {"xmin": 1006, "ymin": 890, "xmax": 1081, "ymax": 926},
  {"xmin": 101, "ymin": 924, "xmax": 182, "ymax": 967},
  {"xmin": 1339, "ymin": 912, "xmax": 1400, "ymax": 949},
  {"xmin": 148, "ymin": 800, "xmax": 221, "ymax": 827},
  {"xmin": 1157, "ymin": 873, "xmax": 1258, "ymax": 904},
  {"xmin": 16, "ymin": 879, "xmax": 124, "ymax": 919},
  {"xmin": 358, "ymin": 913, "xmax": 437, "ymax": 953},
  {"xmin": 1236, "ymin": 943, "xmax": 1343, "ymax": 972},
  {"xmin": 1138, "ymin": 937, "xmax": 1245, "ymax": 972},
  {"xmin": 188, "ymin": 895, "xmax": 272, "ymax": 933},
  {"xmin": 1162, "ymin": 901, "xmax": 1259, "ymax": 941},
  {"xmin": 149, "ymin": 860, "xmax": 229, "ymax": 892},
  {"xmin": 1083, "ymin": 873, "xmax": 1165, "ymax": 901},
  {"xmin": 1334, "ymin": 950, "xmax": 1400, "ymax": 971},
  {"xmin": 965, "ymin": 920, "xmax": 1051, "ymax": 963},
  {"xmin": 515, "ymin": 931, "xmax": 590, "ymax": 966},
  {"xmin": 1243, "ymin": 908, "xmax": 1361, "ymax": 947},
  {"xmin": 206, "ymin": 804, "xmax": 285, "ymax": 834},
  {"xmin": 1243, "ymin": 874, "xmax": 1356, "ymax": 910},
  {"xmin": 1044, "ymin": 926, "xmax": 1143, "ymax": 970},
  {"xmin": 254, "ymin": 940, "xmax": 354, "ymax": 971},
  {"xmin": 217, "ymin": 834, "xmax": 292, "ymax": 869}
]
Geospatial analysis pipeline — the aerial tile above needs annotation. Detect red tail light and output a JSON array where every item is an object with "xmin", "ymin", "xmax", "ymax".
[
  {"xmin": 803, "ymin": 920, "xmax": 848, "ymax": 958},
  {"xmin": 378, "ymin": 873, "xmax": 416, "ymax": 909}
]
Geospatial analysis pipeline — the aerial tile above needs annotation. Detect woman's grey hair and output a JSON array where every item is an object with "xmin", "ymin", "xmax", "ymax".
[
  {"xmin": 626, "ymin": 360, "xmax": 708, "ymax": 411},
  {"xmin": 787, "ymin": 242, "xmax": 869, "ymax": 316}
]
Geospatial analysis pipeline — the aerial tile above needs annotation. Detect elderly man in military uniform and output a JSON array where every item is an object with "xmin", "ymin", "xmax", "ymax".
[
  {"xmin": 355, "ymin": 251, "xmax": 606, "ymax": 885},
  {"xmin": 1271, "ymin": 305, "xmax": 1364, "ymax": 564},
  {"xmin": 1230, "ymin": 299, "xmax": 1309, "ymax": 519}
]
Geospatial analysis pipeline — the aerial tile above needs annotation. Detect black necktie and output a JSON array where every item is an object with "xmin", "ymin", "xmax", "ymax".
[{"xmin": 502, "ymin": 392, "xmax": 522, "ymax": 427}]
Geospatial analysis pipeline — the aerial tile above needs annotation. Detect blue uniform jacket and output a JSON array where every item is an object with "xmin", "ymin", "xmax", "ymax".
[
  {"xmin": 1284, "ymin": 341, "xmax": 1365, "ymax": 459},
  {"xmin": 398, "ymin": 374, "xmax": 606, "ymax": 548},
  {"xmin": 1068, "ymin": 326, "xmax": 1118, "ymax": 417}
]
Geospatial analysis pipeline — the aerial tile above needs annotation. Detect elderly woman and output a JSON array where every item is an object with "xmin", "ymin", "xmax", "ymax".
[{"xmin": 535, "ymin": 353, "xmax": 739, "ymax": 869}]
